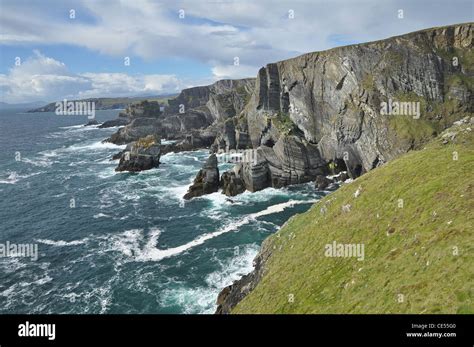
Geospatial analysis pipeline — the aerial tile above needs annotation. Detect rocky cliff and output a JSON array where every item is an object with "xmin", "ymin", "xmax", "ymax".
[
  {"xmin": 218, "ymin": 116, "xmax": 474, "ymax": 314},
  {"xmin": 106, "ymin": 79, "xmax": 255, "ymax": 148},
  {"xmin": 234, "ymin": 23, "xmax": 473, "ymax": 192},
  {"xmin": 216, "ymin": 23, "xmax": 473, "ymax": 313}
]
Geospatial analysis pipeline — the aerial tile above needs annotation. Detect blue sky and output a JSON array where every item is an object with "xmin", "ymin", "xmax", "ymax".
[{"xmin": 0, "ymin": 0, "xmax": 472, "ymax": 103}]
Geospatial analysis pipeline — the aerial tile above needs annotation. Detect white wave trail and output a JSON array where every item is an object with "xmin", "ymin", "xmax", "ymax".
[
  {"xmin": 36, "ymin": 238, "xmax": 89, "ymax": 247},
  {"xmin": 0, "ymin": 172, "xmax": 20, "ymax": 184},
  {"xmin": 127, "ymin": 199, "xmax": 317, "ymax": 262}
]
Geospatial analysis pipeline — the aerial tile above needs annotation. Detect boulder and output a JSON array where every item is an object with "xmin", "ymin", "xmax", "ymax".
[{"xmin": 315, "ymin": 175, "xmax": 332, "ymax": 190}]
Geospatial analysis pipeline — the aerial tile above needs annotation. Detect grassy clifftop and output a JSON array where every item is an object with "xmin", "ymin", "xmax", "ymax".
[{"xmin": 233, "ymin": 120, "xmax": 473, "ymax": 314}]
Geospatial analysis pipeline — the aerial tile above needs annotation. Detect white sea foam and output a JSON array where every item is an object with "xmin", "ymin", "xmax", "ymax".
[
  {"xmin": 0, "ymin": 171, "xmax": 43, "ymax": 184},
  {"xmin": 93, "ymin": 213, "xmax": 111, "ymax": 219},
  {"xmin": 233, "ymin": 187, "xmax": 290, "ymax": 204},
  {"xmin": 159, "ymin": 286, "xmax": 218, "ymax": 314},
  {"xmin": 164, "ymin": 181, "xmax": 194, "ymax": 202},
  {"xmin": 67, "ymin": 141, "xmax": 125, "ymax": 152},
  {"xmin": 203, "ymin": 191, "xmax": 231, "ymax": 207},
  {"xmin": 97, "ymin": 167, "xmax": 117, "ymax": 179},
  {"xmin": 59, "ymin": 124, "xmax": 85, "ymax": 130},
  {"xmin": 205, "ymin": 244, "xmax": 259, "ymax": 290},
  {"xmin": 21, "ymin": 157, "xmax": 54, "ymax": 167},
  {"xmin": 38, "ymin": 141, "xmax": 124, "ymax": 162},
  {"xmin": 251, "ymin": 199, "xmax": 318, "ymax": 218},
  {"xmin": 36, "ymin": 238, "xmax": 89, "ymax": 247},
  {"xmin": 159, "ymin": 244, "xmax": 259, "ymax": 313},
  {"xmin": 0, "ymin": 172, "xmax": 19, "ymax": 184},
  {"xmin": 161, "ymin": 139, "xmax": 178, "ymax": 145}
]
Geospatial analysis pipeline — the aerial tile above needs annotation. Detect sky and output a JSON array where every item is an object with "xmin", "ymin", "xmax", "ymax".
[{"xmin": 0, "ymin": 0, "xmax": 472, "ymax": 104}]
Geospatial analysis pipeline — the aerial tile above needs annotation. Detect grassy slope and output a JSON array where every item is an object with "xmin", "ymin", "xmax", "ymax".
[{"xmin": 234, "ymin": 124, "xmax": 473, "ymax": 314}]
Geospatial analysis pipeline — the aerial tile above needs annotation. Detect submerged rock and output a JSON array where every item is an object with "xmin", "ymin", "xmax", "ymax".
[
  {"xmin": 183, "ymin": 154, "xmax": 220, "ymax": 200},
  {"xmin": 315, "ymin": 175, "xmax": 332, "ymax": 190},
  {"xmin": 84, "ymin": 119, "xmax": 99, "ymax": 126}
]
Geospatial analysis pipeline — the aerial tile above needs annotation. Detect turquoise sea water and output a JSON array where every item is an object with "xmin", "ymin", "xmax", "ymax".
[{"xmin": 0, "ymin": 109, "xmax": 334, "ymax": 313}]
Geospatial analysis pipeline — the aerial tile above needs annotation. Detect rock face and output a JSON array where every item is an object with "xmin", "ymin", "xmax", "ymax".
[
  {"xmin": 108, "ymin": 117, "xmax": 163, "ymax": 145},
  {"xmin": 106, "ymin": 79, "xmax": 255, "ymax": 149},
  {"xmin": 215, "ymin": 23, "xmax": 474, "ymax": 313},
  {"xmin": 220, "ymin": 165, "xmax": 246, "ymax": 196},
  {"xmin": 106, "ymin": 101, "xmax": 163, "ymax": 145},
  {"xmin": 183, "ymin": 154, "xmax": 220, "ymax": 200},
  {"xmin": 107, "ymin": 23, "xmax": 472, "ymax": 195},
  {"xmin": 240, "ymin": 23, "xmax": 473, "ymax": 191},
  {"xmin": 237, "ymin": 135, "xmax": 328, "ymax": 191},
  {"xmin": 115, "ymin": 135, "xmax": 161, "ymax": 172}
]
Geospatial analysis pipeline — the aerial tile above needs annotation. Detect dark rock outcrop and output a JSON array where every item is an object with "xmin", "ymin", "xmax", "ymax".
[
  {"xmin": 183, "ymin": 154, "xmax": 220, "ymax": 199},
  {"xmin": 220, "ymin": 165, "xmax": 246, "ymax": 196},
  {"xmin": 84, "ymin": 119, "xmax": 99, "ymax": 126},
  {"xmin": 314, "ymin": 175, "xmax": 332, "ymax": 190},
  {"xmin": 99, "ymin": 117, "xmax": 130, "ymax": 128},
  {"xmin": 314, "ymin": 172, "xmax": 350, "ymax": 190},
  {"xmin": 115, "ymin": 135, "xmax": 161, "ymax": 172}
]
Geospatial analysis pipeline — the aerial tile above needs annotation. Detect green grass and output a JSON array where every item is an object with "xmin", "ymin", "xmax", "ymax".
[
  {"xmin": 135, "ymin": 135, "xmax": 158, "ymax": 149},
  {"xmin": 388, "ymin": 115, "xmax": 437, "ymax": 147},
  {"xmin": 233, "ymin": 124, "xmax": 474, "ymax": 314}
]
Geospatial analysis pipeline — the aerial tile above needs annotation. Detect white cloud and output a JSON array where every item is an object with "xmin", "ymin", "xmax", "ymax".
[
  {"xmin": 211, "ymin": 64, "xmax": 259, "ymax": 80},
  {"xmin": 0, "ymin": 51, "xmax": 183, "ymax": 103},
  {"xmin": 0, "ymin": 0, "xmax": 471, "ymax": 102},
  {"xmin": 3, "ymin": 0, "xmax": 471, "ymax": 71}
]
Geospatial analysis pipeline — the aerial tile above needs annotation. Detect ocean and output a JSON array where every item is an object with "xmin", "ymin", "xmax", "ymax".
[{"xmin": 0, "ymin": 109, "xmax": 333, "ymax": 314}]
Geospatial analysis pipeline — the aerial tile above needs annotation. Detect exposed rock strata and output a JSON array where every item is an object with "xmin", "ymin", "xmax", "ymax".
[
  {"xmin": 241, "ymin": 23, "xmax": 473, "ymax": 190},
  {"xmin": 215, "ymin": 23, "xmax": 474, "ymax": 313},
  {"xmin": 106, "ymin": 79, "xmax": 255, "ymax": 148},
  {"xmin": 115, "ymin": 135, "xmax": 161, "ymax": 172}
]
